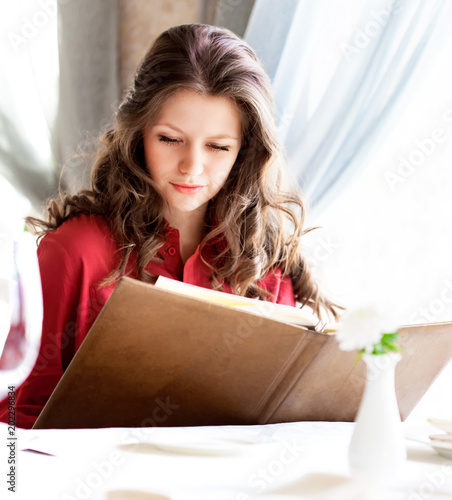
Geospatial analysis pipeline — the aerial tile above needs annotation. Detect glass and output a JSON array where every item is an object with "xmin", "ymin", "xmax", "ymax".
[{"xmin": 0, "ymin": 230, "xmax": 42, "ymax": 401}]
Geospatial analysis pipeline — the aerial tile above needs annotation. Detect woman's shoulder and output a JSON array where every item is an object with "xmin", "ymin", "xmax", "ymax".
[{"xmin": 38, "ymin": 214, "xmax": 117, "ymax": 257}]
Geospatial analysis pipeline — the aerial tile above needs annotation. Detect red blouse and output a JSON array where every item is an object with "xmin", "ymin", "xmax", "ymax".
[{"xmin": 0, "ymin": 214, "xmax": 296, "ymax": 428}]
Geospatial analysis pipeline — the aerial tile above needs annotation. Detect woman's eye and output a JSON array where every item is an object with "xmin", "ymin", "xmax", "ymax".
[
  {"xmin": 159, "ymin": 135, "xmax": 180, "ymax": 144},
  {"xmin": 209, "ymin": 144, "xmax": 230, "ymax": 152},
  {"xmin": 158, "ymin": 136, "xmax": 229, "ymax": 152}
]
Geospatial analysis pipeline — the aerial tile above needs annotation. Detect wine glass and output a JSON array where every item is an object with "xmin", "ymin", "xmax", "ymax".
[{"xmin": 0, "ymin": 227, "xmax": 43, "ymax": 401}]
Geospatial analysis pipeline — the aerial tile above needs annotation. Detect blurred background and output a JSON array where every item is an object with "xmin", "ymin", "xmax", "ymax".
[{"xmin": 1, "ymin": 0, "xmax": 452, "ymax": 420}]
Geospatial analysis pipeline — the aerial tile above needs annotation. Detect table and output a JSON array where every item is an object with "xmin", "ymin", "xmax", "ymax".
[{"xmin": 2, "ymin": 421, "xmax": 452, "ymax": 499}]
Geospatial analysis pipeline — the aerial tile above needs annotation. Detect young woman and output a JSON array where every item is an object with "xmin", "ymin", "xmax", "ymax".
[{"xmin": 0, "ymin": 24, "xmax": 339, "ymax": 428}]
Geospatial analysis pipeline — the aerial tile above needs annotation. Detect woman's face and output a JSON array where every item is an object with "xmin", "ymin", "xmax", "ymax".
[{"xmin": 143, "ymin": 89, "xmax": 242, "ymax": 225}]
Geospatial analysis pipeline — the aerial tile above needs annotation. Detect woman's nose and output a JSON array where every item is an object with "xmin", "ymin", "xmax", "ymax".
[{"xmin": 178, "ymin": 145, "xmax": 204, "ymax": 176}]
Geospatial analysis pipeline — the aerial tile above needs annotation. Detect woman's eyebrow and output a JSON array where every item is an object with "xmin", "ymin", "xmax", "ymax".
[{"xmin": 154, "ymin": 122, "xmax": 240, "ymax": 141}]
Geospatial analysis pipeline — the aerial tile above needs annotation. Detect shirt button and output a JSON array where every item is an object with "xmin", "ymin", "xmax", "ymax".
[{"xmin": 168, "ymin": 247, "xmax": 176, "ymax": 256}]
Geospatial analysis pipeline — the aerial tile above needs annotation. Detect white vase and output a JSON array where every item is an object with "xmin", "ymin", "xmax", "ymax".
[{"xmin": 349, "ymin": 352, "xmax": 406, "ymax": 479}]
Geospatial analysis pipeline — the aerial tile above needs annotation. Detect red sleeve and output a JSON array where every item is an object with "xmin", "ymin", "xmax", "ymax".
[{"xmin": 0, "ymin": 233, "xmax": 82, "ymax": 428}]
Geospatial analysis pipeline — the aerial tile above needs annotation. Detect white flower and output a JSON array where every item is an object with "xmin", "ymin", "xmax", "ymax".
[{"xmin": 336, "ymin": 306, "xmax": 399, "ymax": 352}]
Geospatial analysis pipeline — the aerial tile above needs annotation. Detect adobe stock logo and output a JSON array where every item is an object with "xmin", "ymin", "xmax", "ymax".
[
  {"xmin": 384, "ymin": 107, "xmax": 452, "ymax": 192},
  {"xmin": 341, "ymin": 0, "xmax": 401, "ymax": 62},
  {"xmin": 408, "ymin": 278, "xmax": 452, "ymax": 324},
  {"xmin": 60, "ymin": 451, "xmax": 125, "ymax": 500},
  {"xmin": 236, "ymin": 439, "xmax": 306, "ymax": 498},
  {"xmin": 7, "ymin": 0, "xmax": 70, "ymax": 53}
]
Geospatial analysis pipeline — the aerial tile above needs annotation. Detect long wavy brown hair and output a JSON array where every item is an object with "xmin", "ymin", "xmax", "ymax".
[{"xmin": 28, "ymin": 23, "xmax": 340, "ymax": 320}]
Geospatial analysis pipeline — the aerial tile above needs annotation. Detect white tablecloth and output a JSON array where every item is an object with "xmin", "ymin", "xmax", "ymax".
[{"xmin": 2, "ymin": 421, "xmax": 452, "ymax": 499}]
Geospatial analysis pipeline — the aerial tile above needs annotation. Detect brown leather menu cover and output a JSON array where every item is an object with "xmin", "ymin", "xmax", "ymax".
[{"xmin": 33, "ymin": 277, "xmax": 452, "ymax": 429}]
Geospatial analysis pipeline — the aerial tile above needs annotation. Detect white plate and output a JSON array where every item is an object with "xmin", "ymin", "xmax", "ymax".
[
  {"xmin": 407, "ymin": 435, "xmax": 452, "ymax": 460},
  {"xmin": 429, "ymin": 433, "xmax": 452, "ymax": 444},
  {"xmin": 427, "ymin": 418, "xmax": 452, "ymax": 434},
  {"xmin": 431, "ymin": 444, "xmax": 452, "ymax": 460}
]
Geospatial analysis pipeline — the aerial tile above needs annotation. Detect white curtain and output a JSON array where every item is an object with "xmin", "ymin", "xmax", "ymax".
[
  {"xmin": 0, "ymin": 0, "xmax": 59, "ymax": 211},
  {"xmin": 0, "ymin": 0, "xmax": 119, "ymax": 213},
  {"xmin": 245, "ymin": 0, "xmax": 452, "ymax": 213}
]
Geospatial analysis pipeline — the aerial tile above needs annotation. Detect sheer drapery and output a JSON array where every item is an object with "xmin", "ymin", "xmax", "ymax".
[
  {"xmin": 0, "ymin": 0, "xmax": 119, "ymax": 210},
  {"xmin": 245, "ymin": 0, "xmax": 452, "ymax": 213},
  {"xmin": 0, "ymin": 1, "xmax": 59, "ymax": 210},
  {"xmin": 55, "ymin": 0, "xmax": 120, "ymax": 193}
]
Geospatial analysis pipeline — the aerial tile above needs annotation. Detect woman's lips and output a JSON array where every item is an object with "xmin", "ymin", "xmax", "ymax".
[{"xmin": 170, "ymin": 183, "xmax": 205, "ymax": 194}]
